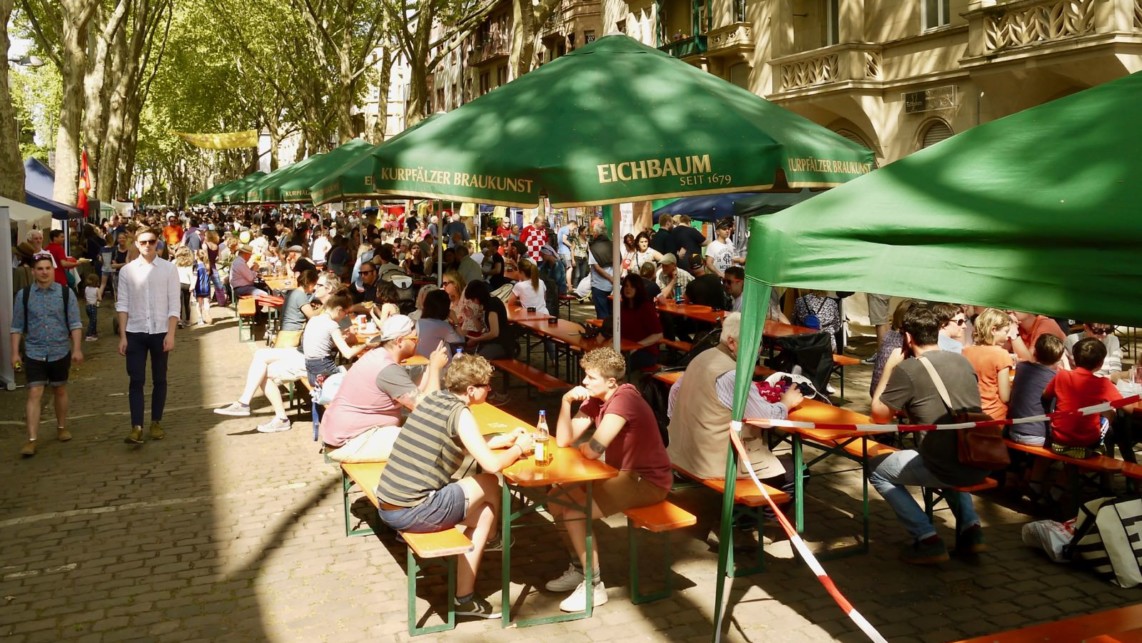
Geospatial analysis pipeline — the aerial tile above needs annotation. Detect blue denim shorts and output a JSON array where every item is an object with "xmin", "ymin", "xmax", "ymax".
[{"xmin": 378, "ymin": 482, "xmax": 467, "ymax": 533}]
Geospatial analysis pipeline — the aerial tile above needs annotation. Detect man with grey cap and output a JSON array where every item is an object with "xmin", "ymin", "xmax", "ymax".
[
  {"xmin": 321, "ymin": 315, "xmax": 450, "ymax": 462},
  {"xmin": 653, "ymin": 253, "xmax": 693, "ymax": 303},
  {"xmin": 287, "ymin": 245, "xmax": 315, "ymax": 277},
  {"xmin": 230, "ymin": 244, "xmax": 268, "ymax": 298}
]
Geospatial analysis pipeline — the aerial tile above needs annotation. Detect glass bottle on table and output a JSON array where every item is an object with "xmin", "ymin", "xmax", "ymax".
[{"xmin": 534, "ymin": 410, "xmax": 552, "ymax": 465}]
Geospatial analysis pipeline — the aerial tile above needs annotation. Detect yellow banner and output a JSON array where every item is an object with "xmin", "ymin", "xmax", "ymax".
[{"xmin": 174, "ymin": 130, "xmax": 259, "ymax": 149}]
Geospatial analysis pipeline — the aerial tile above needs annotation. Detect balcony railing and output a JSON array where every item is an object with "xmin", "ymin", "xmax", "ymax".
[
  {"xmin": 659, "ymin": 34, "xmax": 708, "ymax": 58},
  {"xmin": 706, "ymin": 22, "xmax": 753, "ymax": 55},
  {"xmin": 470, "ymin": 36, "xmax": 510, "ymax": 65},
  {"xmin": 770, "ymin": 44, "xmax": 883, "ymax": 92},
  {"xmin": 980, "ymin": 0, "xmax": 1095, "ymax": 54}
]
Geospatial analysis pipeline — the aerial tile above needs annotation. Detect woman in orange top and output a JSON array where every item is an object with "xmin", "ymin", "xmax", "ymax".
[{"xmin": 961, "ymin": 308, "xmax": 1015, "ymax": 420}]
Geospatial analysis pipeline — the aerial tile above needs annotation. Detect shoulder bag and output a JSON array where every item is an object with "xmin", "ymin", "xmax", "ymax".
[{"xmin": 917, "ymin": 355, "xmax": 1010, "ymax": 470}]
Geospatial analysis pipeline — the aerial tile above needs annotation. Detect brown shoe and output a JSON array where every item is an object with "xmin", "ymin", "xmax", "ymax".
[
  {"xmin": 57, "ymin": 428, "xmax": 72, "ymax": 442},
  {"xmin": 149, "ymin": 421, "xmax": 165, "ymax": 441},
  {"xmin": 20, "ymin": 440, "xmax": 36, "ymax": 457}
]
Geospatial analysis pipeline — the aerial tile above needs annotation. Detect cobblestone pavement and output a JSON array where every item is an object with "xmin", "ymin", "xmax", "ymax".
[{"xmin": 1, "ymin": 303, "xmax": 1138, "ymax": 643}]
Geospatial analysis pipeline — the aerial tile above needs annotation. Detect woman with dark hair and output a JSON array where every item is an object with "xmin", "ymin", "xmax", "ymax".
[
  {"xmin": 618, "ymin": 273, "xmax": 664, "ymax": 371},
  {"xmin": 371, "ymin": 282, "xmax": 402, "ymax": 325},
  {"xmin": 417, "ymin": 289, "xmax": 464, "ymax": 360},
  {"xmin": 627, "ymin": 232, "xmax": 662, "ymax": 273},
  {"xmin": 464, "ymin": 279, "xmax": 513, "ymax": 359},
  {"xmin": 620, "ymin": 233, "xmax": 637, "ymax": 273},
  {"xmin": 402, "ymin": 243, "xmax": 426, "ymax": 276}
]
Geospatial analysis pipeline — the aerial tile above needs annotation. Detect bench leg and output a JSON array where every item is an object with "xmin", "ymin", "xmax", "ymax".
[
  {"xmin": 627, "ymin": 523, "xmax": 674, "ymax": 605},
  {"xmin": 407, "ymin": 550, "xmax": 457, "ymax": 636},
  {"xmin": 343, "ymin": 470, "xmax": 375, "ymax": 538}
]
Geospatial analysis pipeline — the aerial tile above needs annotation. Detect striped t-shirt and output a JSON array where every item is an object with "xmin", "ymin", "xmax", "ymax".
[{"xmin": 376, "ymin": 391, "xmax": 468, "ymax": 507}]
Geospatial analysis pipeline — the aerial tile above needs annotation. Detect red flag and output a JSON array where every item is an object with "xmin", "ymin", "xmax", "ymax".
[{"xmin": 77, "ymin": 150, "xmax": 91, "ymax": 216}]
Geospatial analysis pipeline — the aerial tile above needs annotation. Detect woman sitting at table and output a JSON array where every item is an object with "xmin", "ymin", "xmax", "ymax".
[
  {"xmin": 617, "ymin": 273, "xmax": 664, "ymax": 371},
  {"xmin": 370, "ymin": 282, "xmax": 402, "ymax": 327},
  {"xmin": 402, "ymin": 243, "xmax": 426, "ymax": 276},
  {"xmin": 417, "ymin": 289, "xmax": 464, "ymax": 360},
  {"xmin": 507, "ymin": 259, "xmax": 548, "ymax": 314},
  {"xmin": 377, "ymin": 354, "xmax": 535, "ymax": 620},
  {"xmin": 463, "ymin": 280, "xmax": 513, "ymax": 360},
  {"xmin": 547, "ymin": 348, "xmax": 672, "ymax": 612}
]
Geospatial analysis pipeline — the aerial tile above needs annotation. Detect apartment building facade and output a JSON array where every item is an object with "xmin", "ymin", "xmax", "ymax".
[{"xmin": 430, "ymin": 0, "xmax": 1142, "ymax": 165}]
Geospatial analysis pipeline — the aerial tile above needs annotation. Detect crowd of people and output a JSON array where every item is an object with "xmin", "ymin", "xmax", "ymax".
[{"xmin": 9, "ymin": 203, "xmax": 1138, "ymax": 622}]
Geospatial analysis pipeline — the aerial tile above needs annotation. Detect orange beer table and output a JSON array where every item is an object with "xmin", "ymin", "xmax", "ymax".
[{"xmin": 498, "ymin": 421, "xmax": 618, "ymax": 627}]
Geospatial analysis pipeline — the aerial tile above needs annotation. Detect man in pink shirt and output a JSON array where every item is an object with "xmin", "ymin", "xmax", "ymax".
[
  {"xmin": 1011, "ymin": 310, "xmax": 1066, "ymax": 361},
  {"xmin": 320, "ymin": 315, "xmax": 448, "ymax": 462}
]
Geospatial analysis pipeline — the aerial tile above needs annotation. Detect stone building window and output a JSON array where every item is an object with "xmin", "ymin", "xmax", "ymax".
[
  {"xmin": 922, "ymin": 0, "xmax": 950, "ymax": 31},
  {"xmin": 919, "ymin": 119, "xmax": 953, "ymax": 149}
]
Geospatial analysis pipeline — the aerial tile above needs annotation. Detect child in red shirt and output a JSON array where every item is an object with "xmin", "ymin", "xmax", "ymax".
[{"xmin": 1043, "ymin": 337, "xmax": 1122, "ymax": 457}]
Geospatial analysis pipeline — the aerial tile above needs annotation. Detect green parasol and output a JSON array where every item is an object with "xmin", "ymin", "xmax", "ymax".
[
  {"xmin": 274, "ymin": 139, "xmax": 374, "ymax": 203},
  {"xmin": 246, "ymin": 154, "xmax": 327, "ymax": 204},
  {"xmin": 309, "ymin": 116, "xmax": 443, "ymax": 206},
  {"xmin": 369, "ymin": 34, "xmax": 874, "ymax": 207},
  {"xmin": 212, "ymin": 171, "xmax": 267, "ymax": 204}
]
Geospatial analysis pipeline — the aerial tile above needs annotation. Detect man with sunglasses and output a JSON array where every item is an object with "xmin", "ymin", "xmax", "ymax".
[
  {"xmin": 933, "ymin": 303, "xmax": 967, "ymax": 354},
  {"xmin": 11, "ymin": 254, "xmax": 84, "ymax": 457},
  {"xmin": 116, "ymin": 228, "xmax": 181, "ymax": 445},
  {"xmin": 1065, "ymin": 323, "xmax": 1126, "ymax": 380}
]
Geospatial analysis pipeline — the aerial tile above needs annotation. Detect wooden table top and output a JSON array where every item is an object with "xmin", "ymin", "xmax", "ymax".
[
  {"xmin": 513, "ymin": 318, "xmax": 642, "ymax": 353},
  {"xmin": 503, "ymin": 443, "xmax": 618, "ymax": 488},
  {"xmin": 470, "ymin": 402, "xmax": 532, "ymax": 436},
  {"xmin": 506, "ymin": 305, "xmax": 555, "ymax": 322},
  {"xmin": 264, "ymin": 276, "xmax": 296, "ymax": 291},
  {"xmin": 654, "ymin": 300, "xmax": 724, "ymax": 324}
]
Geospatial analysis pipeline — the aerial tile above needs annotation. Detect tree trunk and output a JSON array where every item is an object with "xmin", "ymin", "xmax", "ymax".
[
  {"xmin": 116, "ymin": 97, "xmax": 142, "ymax": 199},
  {"xmin": 96, "ymin": 28, "xmax": 133, "ymax": 202},
  {"xmin": 372, "ymin": 47, "xmax": 393, "ymax": 141},
  {"xmin": 81, "ymin": 0, "xmax": 130, "ymax": 197},
  {"xmin": 52, "ymin": 0, "xmax": 98, "ymax": 205},
  {"xmin": 510, "ymin": 0, "xmax": 562, "ymax": 80},
  {"xmin": 0, "ymin": 0, "xmax": 25, "ymax": 201}
]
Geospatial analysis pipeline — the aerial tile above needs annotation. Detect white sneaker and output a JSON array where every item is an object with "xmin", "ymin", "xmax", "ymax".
[
  {"xmin": 558, "ymin": 580, "xmax": 607, "ymax": 612},
  {"xmin": 214, "ymin": 402, "xmax": 251, "ymax": 417},
  {"xmin": 256, "ymin": 417, "xmax": 292, "ymax": 433},
  {"xmin": 544, "ymin": 564, "xmax": 585, "ymax": 592}
]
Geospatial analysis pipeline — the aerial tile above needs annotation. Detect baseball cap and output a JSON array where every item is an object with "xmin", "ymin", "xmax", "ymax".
[
  {"xmin": 379, "ymin": 315, "xmax": 415, "ymax": 342},
  {"xmin": 660, "ymin": 253, "xmax": 677, "ymax": 266},
  {"xmin": 286, "ymin": 245, "xmax": 304, "ymax": 254}
]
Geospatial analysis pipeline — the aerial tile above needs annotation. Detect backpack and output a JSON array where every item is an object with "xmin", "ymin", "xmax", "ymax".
[
  {"xmin": 1068, "ymin": 496, "xmax": 1142, "ymax": 587},
  {"xmin": 636, "ymin": 372, "xmax": 673, "ymax": 447},
  {"xmin": 21, "ymin": 285, "xmax": 70, "ymax": 334}
]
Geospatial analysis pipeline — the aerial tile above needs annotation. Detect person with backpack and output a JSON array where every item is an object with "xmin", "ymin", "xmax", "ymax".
[{"xmin": 11, "ymin": 254, "xmax": 84, "ymax": 457}]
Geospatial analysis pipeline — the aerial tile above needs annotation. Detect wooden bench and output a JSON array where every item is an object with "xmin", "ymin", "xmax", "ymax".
[
  {"xmin": 236, "ymin": 296, "xmax": 257, "ymax": 343},
  {"xmin": 558, "ymin": 293, "xmax": 579, "ymax": 320},
  {"xmin": 340, "ymin": 462, "xmax": 474, "ymax": 636},
  {"xmin": 830, "ymin": 353, "xmax": 862, "ymax": 398},
  {"xmin": 1005, "ymin": 439, "xmax": 1127, "ymax": 512},
  {"xmin": 489, "ymin": 358, "xmax": 572, "ymax": 398},
  {"xmin": 672, "ymin": 463, "xmax": 790, "ymax": 576},
  {"xmin": 953, "ymin": 603, "xmax": 1142, "ymax": 643},
  {"xmin": 660, "ymin": 338, "xmax": 693, "ymax": 354},
  {"xmin": 623, "ymin": 500, "xmax": 697, "ymax": 604},
  {"xmin": 922, "ymin": 477, "xmax": 999, "ymax": 520}
]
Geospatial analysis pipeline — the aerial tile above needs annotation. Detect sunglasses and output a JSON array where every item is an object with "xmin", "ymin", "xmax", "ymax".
[
  {"xmin": 1090, "ymin": 326, "xmax": 1115, "ymax": 335},
  {"xmin": 359, "ymin": 269, "xmax": 375, "ymax": 275},
  {"xmin": 138, "ymin": 239, "xmax": 158, "ymax": 245},
  {"xmin": 953, "ymin": 318, "xmax": 967, "ymax": 326}
]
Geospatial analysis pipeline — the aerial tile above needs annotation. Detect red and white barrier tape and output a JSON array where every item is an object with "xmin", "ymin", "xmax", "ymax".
[
  {"xmin": 748, "ymin": 395, "xmax": 1139, "ymax": 433},
  {"xmin": 715, "ymin": 424, "xmax": 888, "ymax": 643}
]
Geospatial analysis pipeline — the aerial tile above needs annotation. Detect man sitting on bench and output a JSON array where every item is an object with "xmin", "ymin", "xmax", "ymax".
[
  {"xmin": 870, "ymin": 304, "xmax": 988, "ymax": 565},
  {"xmin": 376, "ymin": 354, "xmax": 534, "ymax": 620},
  {"xmin": 666, "ymin": 312, "xmax": 802, "ymax": 483},
  {"xmin": 320, "ymin": 315, "xmax": 449, "ymax": 462},
  {"xmin": 547, "ymin": 348, "xmax": 673, "ymax": 612}
]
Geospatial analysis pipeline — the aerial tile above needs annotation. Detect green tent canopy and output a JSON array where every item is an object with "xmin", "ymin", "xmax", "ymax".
[
  {"xmin": 732, "ymin": 71, "xmax": 1142, "ymax": 422},
  {"xmin": 369, "ymin": 35, "xmax": 874, "ymax": 207}
]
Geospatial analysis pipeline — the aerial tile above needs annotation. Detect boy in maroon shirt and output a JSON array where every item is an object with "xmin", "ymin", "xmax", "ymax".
[
  {"xmin": 1043, "ymin": 337, "xmax": 1122, "ymax": 457},
  {"xmin": 547, "ymin": 348, "xmax": 672, "ymax": 612}
]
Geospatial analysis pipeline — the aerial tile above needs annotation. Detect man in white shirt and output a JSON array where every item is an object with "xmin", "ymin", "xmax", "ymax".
[
  {"xmin": 310, "ymin": 227, "xmax": 332, "ymax": 267},
  {"xmin": 116, "ymin": 227, "xmax": 181, "ymax": 446},
  {"xmin": 704, "ymin": 217, "xmax": 741, "ymax": 279}
]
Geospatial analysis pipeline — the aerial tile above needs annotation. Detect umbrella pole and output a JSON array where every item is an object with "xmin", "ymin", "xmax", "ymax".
[{"xmin": 611, "ymin": 209, "xmax": 622, "ymax": 353}]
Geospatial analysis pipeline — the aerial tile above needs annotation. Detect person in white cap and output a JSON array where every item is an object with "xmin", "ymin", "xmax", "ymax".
[{"xmin": 320, "ymin": 315, "xmax": 449, "ymax": 462}]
